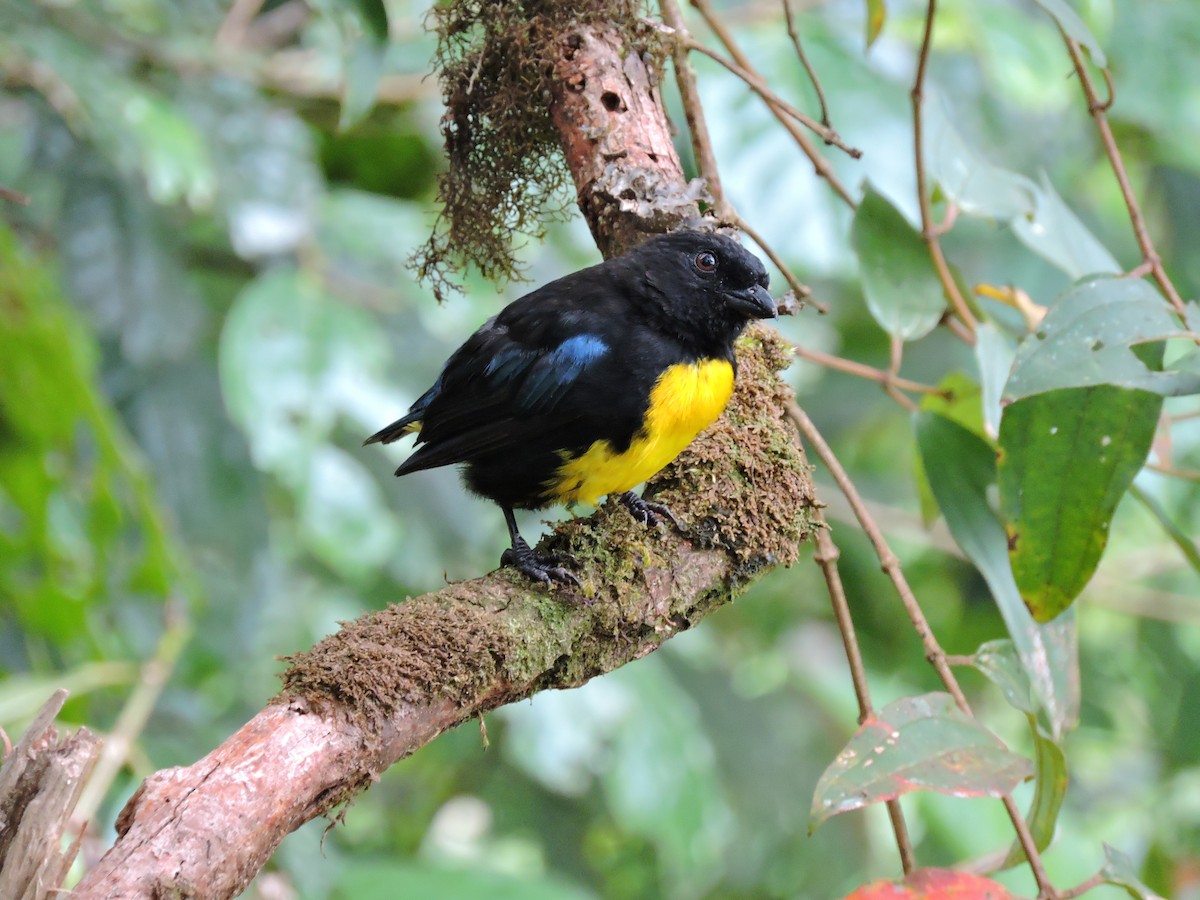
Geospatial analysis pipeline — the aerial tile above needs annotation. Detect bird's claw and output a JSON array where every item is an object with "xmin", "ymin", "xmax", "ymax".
[
  {"xmin": 618, "ymin": 491, "xmax": 682, "ymax": 530},
  {"xmin": 501, "ymin": 544, "xmax": 581, "ymax": 587}
]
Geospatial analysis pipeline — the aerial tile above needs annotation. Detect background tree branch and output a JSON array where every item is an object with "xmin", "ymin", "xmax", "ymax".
[{"xmin": 70, "ymin": 23, "xmax": 815, "ymax": 899}]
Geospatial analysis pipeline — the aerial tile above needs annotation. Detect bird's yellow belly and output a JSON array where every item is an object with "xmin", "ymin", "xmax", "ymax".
[{"xmin": 548, "ymin": 358, "xmax": 734, "ymax": 505}]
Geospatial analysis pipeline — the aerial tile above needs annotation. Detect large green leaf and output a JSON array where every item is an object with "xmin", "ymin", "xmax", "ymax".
[
  {"xmin": 851, "ymin": 184, "xmax": 946, "ymax": 341},
  {"xmin": 1010, "ymin": 174, "xmax": 1120, "ymax": 279},
  {"xmin": 915, "ymin": 412, "xmax": 1079, "ymax": 738},
  {"xmin": 925, "ymin": 96, "xmax": 1037, "ymax": 221},
  {"xmin": 1004, "ymin": 278, "xmax": 1200, "ymax": 400},
  {"xmin": 998, "ymin": 385, "xmax": 1161, "ymax": 621},
  {"xmin": 811, "ymin": 692, "xmax": 1032, "ymax": 831}
]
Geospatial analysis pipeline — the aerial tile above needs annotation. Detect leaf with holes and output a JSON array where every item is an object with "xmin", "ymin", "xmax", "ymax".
[
  {"xmin": 810, "ymin": 692, "xmax": 1032, "ymax": 831},
  {"xmin": 1004, "ymin": 278, "xmax": 1200, "ymax": 400},
  {"xmin": 999, "ymin": 385, "xmax": 1160, "ymax": 621},
  {"xmin": 843, "ymin": 868, "xmax": 1021, "ymax": 899},
  {"xmin": 852, "ymin": 184, "xmax": 946, "ymax": 341}
]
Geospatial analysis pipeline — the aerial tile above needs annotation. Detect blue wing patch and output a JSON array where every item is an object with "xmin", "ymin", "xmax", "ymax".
[{"xmin": 516, "ymin": 334, "xmax": 609, "ymax": 410}]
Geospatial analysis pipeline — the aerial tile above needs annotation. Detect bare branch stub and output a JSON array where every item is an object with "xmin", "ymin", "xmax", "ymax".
[{"xmin": 549, "ymin": 23, "xmax": 708, "ymax": 256}]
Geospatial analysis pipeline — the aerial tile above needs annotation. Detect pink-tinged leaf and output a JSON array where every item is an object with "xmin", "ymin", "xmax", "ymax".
[
  {"xmin": 811, "ymin": 693, "xmax": 1033, "ymax": 831},
  {"xmin": 844, "ymin": 868, "xmax": 1025, "ymax": 899}
]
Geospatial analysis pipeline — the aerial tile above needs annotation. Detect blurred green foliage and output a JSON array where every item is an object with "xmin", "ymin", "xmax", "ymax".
[{"xmin": 1, "ymin": 0, "xmax": 1198, "ymax": 898}]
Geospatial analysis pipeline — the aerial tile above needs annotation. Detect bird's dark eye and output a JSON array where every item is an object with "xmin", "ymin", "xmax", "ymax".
[{"xmin": 694, "ymin": 251, "xmax": 718, "ymax": 273}]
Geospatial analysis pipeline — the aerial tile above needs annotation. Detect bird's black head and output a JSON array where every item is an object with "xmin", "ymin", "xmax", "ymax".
[{"xmin": 621, "ymin": 230, "xmax": 775, "ymax": 357}]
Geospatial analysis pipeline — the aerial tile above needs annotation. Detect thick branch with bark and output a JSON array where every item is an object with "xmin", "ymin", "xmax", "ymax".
[{"xmin": 72, "ymin": 23, "xmax": 814, "ymax": 900}]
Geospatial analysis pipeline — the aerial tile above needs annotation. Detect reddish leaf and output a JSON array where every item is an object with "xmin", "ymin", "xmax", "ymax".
[
  {"xmin": 811, "ymin": 693, "xmax": 1033, "ymax": 830},
  {"xmin": 844, "ymin": 868, "xmax": 1025, "ymax": 899}
]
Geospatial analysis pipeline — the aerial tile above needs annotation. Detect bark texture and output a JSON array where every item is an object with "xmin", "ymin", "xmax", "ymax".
[
  {"xmin": 0, "ymin": 690, "xmax": 101, "ymax": 900},
  {"xmin": 72, "ymin": 22, "xmax": 815, "ymax": 900}
]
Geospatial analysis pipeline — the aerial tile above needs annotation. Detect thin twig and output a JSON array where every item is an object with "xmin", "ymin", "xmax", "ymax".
[
  {"xmin": 0, "ymin": 185, "xmax": 31, "ymax": 205},
  {"xmin": 685, "ymin": 38, "xmax": 861, "ymax": 161},
  {"xmin": 686, "ymin": 0, "xmax": 859, "ymax": 208},
  {"xmin": 660, "ymin": 0, "xmax": 731, "ymax": 219},
  {"xmin": 782, "ymin": 0, "xmax": 831, "ymax": 128},
  {"xmin": 1145, "ymin": 461, "xmax": 1200, "ymax": 483},
  {"xmin": 787, "ymin": 403, "xmax": 1058, "ymax": 898},
  {"xmin": 910, "ymin": 0, "xmax": 978, "ymax": 339},
  {"xmin": 734, "ymin": 215, "xmax": 825, "ymax": 309},
  {"xmin": 1058, "ymin": 872, "xmax": 1106, "ymax": 900},
  {"xmin": 884, "ymin": 335, "xmax": 917, "ymax": 410},
  {"xmin": 1062, "ymin": 35, "xmax": 1188, "ymax": 319},
  {"xmin": 792, "ymin": 343, "xmax": 945, "ymax": 398},
  {"xmin": 812, "ymin": 522, "xmax": 916, "ymax": 873}
]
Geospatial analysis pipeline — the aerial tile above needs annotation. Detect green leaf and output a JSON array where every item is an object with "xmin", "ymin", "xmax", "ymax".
[
  {"xmin": 915, "ymin": 412, "xmax": 1079, "ymax": 737},
  {"xmin": 920, "ymin": 372, "xmax": 985, "ymax": 439},
  {"xmin": 971, "ymin": 639, "xmax": 1035, "ymax": 716},
  {"xmin": 811, "ymin": 692, "xmax": 1033, "ymax": 831},
  {"xmin": 1000, "ymin": 714, "xmax": 1067, "ymax": 869},
  {"xmin": 851, "ymin": 184, "xmax": 946, "ymax": 341},
  {"xmin": 998, "ymin": 385, "xmax": 1161, "ymax": 621},
  {"xmin": 973, "ymin": 641, "xmax": 1068, "ymax": 871},
  {"xmin": 864, "ymin": 0, "xmax": 886, "ymax": 48},
  {"xmin": 1101, "ymin": 845, "xmax": 1167, "ymax": 900},
  {"xmin": 340, "ymin": 35, "xmax": 388, "ymax": 131},
  {"xmin": 1031, "ymin": 0, "xmax": 1107, "ymax": 68},
  {"xmin": 975, "ymin": 322, "xmax": 1016, "ymax": 436},
  {"xmin": 351, "ymin": 0, "xmax": 389, "ymax": 40},
  {"xmin": 1010, "ymin": 173, "xmax": 1120, "ymax": 279},
  {"xmin": 1004, "ymin": 278, "xmax": 1200, "ymax": 400},
  {"xmin": 925, "ymin": 96, "xmax": 1038, "ymax": 220}
]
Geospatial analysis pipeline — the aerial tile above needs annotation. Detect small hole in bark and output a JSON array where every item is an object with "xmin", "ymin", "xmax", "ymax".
[
  {"xmin": 601, "ymin": 91, "xmax": 623, "ymax": 112},
  {"xmin": 647, "ymin": 152, "xmax": 658, "ymax": 162},
  {"xmin": 620, "ymin": 188, "xmax": 636, "ymax": 201}
]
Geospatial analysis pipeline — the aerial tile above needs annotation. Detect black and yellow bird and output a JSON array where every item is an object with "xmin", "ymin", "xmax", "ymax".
[{"xmin": 365, "ymin": 230, "xmax": 775, "ymax": 585}]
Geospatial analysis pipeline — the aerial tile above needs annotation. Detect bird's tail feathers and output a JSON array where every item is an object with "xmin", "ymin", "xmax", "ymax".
[{"xmin": 363, "ymin": 413, "xmax": 422, "ymax": 446}]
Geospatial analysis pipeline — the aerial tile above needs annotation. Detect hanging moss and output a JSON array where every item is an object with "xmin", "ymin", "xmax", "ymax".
[{"xmin": 413, "ymin": 0, "xmax": 663, "ymax": 300}]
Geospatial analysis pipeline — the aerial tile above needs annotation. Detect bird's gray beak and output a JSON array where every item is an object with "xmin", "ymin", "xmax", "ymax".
[{"xmin": 730, "ymin": 284, "xmax": 777, "ymax": 319}]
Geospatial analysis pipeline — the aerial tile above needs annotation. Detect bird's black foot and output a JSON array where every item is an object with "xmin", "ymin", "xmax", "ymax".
[
  {"xmin": 618, "ymin": 491, "xmax": 682, "ymax": 530},
  {"xmin": 501, "ymin": 536, "xmax": 581, "ymax": 587}
]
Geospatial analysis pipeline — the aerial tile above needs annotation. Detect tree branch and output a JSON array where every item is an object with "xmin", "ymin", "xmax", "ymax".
[{"xmin": 73, "ymin": 24, "xmax": 816, "ymax": 899}]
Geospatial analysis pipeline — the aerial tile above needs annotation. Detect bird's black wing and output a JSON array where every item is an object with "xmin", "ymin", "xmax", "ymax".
[{"xmin": 384, "ymin": 278, "xmax": 641, "ymax": 476}]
